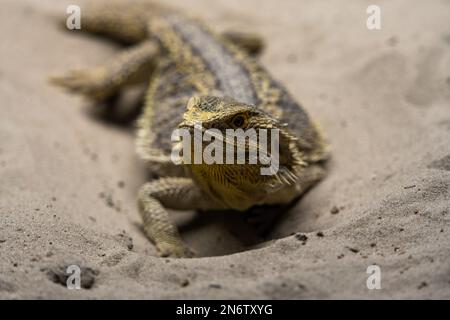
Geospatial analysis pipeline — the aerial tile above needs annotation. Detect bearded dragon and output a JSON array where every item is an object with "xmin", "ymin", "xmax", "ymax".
[{"xmin": 50, "ymin": 1, "xmax": 328, "ymax": 258}]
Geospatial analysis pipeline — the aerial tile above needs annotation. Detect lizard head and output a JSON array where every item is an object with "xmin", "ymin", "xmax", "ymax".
[{"xmin": 176, "ymin": 96, "xmax": 306, "ymax": 210}]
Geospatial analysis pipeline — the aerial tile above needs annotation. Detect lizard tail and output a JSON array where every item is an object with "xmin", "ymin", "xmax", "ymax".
[{"xmin": 62, "ymin": 1, "xmax": 169, "ymax": 44}]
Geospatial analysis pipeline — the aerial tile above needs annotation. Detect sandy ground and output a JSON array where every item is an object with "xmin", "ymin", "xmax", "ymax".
[{"xmin": 0, "ymin": 0, "xmax": 449, "ymax": 299}]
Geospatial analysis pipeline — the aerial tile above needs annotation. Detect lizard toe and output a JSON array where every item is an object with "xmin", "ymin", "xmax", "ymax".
[{"xmin": 156, "ymin": 242, "xmax": 196, "ymax": 259}]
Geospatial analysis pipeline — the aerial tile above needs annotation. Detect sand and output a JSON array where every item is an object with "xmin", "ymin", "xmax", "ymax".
[{"xmin": 0, "ymin": 0, "xmax": 449, "ymax": 299}]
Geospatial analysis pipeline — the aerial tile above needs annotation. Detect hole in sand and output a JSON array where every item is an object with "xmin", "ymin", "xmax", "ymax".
[{"xmin": 175, "ymin": 187, "xmax": 338, "ymax": 257}]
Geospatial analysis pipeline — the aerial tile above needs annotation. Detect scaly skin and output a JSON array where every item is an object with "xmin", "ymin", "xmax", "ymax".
[{"xmin": 50, "ymin": 1, "xmax": 328, "ymax": 258}]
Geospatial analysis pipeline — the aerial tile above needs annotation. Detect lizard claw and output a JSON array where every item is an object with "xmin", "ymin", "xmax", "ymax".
[
  {"xmin": 49, "ymin": 68, "xmax": 112, "ymax": 99},
  {"xmin": 156, "ymin": 242, "xmax": 196, "ymax": 258}
]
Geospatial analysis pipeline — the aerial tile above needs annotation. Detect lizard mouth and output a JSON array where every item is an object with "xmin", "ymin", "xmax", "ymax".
[{"xmin": 175, "ymin": 119, "xmax": 304, "ymax": 181}]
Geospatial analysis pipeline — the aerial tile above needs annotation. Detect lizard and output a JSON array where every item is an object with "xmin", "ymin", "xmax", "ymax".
[{"xmin": 50, "ymin": 1, "xmax": 329, "ymax": 258}]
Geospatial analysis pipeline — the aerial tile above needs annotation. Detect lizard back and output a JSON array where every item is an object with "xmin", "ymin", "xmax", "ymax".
[{"xmin": 138, "ymin": 11, "xmax": 326, "ymax": 165}]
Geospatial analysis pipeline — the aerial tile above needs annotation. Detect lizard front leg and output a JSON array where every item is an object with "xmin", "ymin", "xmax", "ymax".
[
  {"xmin": 138, "ymin": 177, "xmax": 222, "ymax": 258},
  {"xmin": 50, "ymin": 40, "xmax": 159, "ymax": 100}
]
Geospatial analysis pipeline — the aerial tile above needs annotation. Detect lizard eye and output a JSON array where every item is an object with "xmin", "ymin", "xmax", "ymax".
[{"xmin": 230, "ymin": 114, "xmax": 247, "ymax": 128}]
